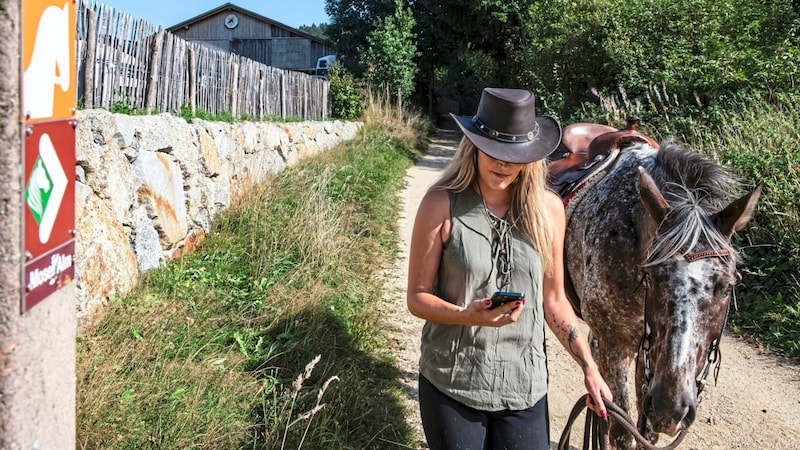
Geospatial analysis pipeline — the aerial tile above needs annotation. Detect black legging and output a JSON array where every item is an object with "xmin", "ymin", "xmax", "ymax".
[{"xmin": 419, "ymin": 374, "xmax": 550, "ymax": 450}]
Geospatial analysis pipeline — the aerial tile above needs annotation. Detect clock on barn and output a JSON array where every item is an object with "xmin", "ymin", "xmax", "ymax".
[{"xmin": 224, "ymin": 13, "xmax": 239, "ymax": 29}]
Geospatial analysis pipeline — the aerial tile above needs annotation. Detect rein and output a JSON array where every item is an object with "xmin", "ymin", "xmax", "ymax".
[{"xmin": 557, "ymin": 395, "xmax": 686, "ymax": 450}]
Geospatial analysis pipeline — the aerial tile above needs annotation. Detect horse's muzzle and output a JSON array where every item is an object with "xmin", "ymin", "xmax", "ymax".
[{"xmin": 641, "ymin": 389, "xmax": 697, "ymax": 437}]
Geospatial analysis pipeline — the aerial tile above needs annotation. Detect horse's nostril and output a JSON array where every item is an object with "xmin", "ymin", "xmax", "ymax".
[{"xmin": 683, "ymin": 395, "xmax": 697, "ymax": 426}]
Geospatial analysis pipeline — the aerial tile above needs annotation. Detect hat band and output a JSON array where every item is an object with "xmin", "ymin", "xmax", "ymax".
[{"xmin": 472, "ymin": 116, "xmax": 539, "ymax": 143}]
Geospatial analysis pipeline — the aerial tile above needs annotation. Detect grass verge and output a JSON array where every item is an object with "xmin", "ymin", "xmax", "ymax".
[{"xmin": 77, "ymin": 97, "xmax": 432, "ymax": 449}]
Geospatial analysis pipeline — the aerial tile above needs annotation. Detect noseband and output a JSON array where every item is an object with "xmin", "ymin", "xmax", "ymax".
[{"xmin": 635, "ymin": 248, "xmax": 734, "ymax": 437}]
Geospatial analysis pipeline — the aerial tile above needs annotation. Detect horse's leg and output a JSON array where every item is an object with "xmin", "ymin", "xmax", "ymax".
[{"xmin": 593, "ymin": 337, "xmax": 636, "ymax": 450}]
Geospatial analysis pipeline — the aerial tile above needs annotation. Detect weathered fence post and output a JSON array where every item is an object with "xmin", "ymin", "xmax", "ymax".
[
  {"xmin": 83, "ymin": 8, "xmax": 96, "ymax": 109},
  {"xmin": 231, "ymin": 59, "xmax": 239, "ymax": 117},
  {"xmin": 323, "ymin": 81, "xmax": 328, "ymax": 119},
  {"xmin": 304, "ymin": 80, "xmax": 308, "ymax": 120},
  {"xmin": 280, "ymin": 71, "xmax": 286, "ymax": 121},
  {"xmin": 258, "ymin": 69, "xmax": 265, "ymax": 119},
  {"xmin": 188, "ymin": 46, "xmax": 196, "ymax": 114},
  {"xmin": 145, "ymin": 29, "xmax": 164, "ymax": 114}
]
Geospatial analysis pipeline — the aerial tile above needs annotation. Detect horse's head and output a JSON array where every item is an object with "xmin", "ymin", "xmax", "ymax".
[{"xmin": 635, "ymin": 161, "xmax": 762, "ymax": 437}]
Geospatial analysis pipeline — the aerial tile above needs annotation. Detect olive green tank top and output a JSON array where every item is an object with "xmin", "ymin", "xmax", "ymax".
[{"xmin": 418, "ymin": 187, "xmax": 548, "ymax": 411}]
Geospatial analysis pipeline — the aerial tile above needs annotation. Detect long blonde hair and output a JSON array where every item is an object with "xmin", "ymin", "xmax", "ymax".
[{"xmin": 432, "ymin": 137, "xmax": 554, "ymax": 274}]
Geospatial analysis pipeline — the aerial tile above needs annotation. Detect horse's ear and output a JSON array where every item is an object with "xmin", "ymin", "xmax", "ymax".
[
  {"xmin": 638, "ymin": 166, "xmax": 671, "ymax": 224},
  {"xmin": 713, "ymin": 182, "xmax": 763, "ymax": 238}
]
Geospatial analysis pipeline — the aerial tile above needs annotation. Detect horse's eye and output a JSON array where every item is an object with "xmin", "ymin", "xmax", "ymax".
[{"xmin": 719, "ymin": 284, "xmax": 732, "ymax": 299}]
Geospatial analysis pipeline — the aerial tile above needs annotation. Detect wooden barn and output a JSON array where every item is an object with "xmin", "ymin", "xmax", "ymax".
[{"xmin": 167, "ymin": 2, "xmax": 333, "ymax": 73}]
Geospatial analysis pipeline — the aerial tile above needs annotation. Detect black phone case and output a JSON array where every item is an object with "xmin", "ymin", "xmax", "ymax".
[{"xmin": 489, "ymin": 291, "xmax": 524, "ymax": 309}]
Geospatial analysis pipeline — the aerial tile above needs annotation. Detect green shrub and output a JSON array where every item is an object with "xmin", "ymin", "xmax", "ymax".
[{"xmin": 329, "ymin": 66, "xmax": 364, "ymax": 121}]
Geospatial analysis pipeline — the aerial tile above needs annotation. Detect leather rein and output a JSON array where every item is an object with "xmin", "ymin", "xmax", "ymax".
[{"xmin": 558, "ymin": 248, "xmax": 735, "ymax": 450}]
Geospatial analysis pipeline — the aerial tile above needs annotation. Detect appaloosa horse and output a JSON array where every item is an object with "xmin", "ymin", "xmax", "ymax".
[{"xmin": 550, "ymin": 124, "xmax": 762, "ymax": 449}]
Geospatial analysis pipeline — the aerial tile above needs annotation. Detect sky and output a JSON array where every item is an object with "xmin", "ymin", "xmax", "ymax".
[{"xmin": 95, "ymin": 0, "xmax": 330, "ymax": 29}]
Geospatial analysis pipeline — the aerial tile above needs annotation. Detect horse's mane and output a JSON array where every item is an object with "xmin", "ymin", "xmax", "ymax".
[{"xmin": 643, "ymin": 140, "xmax": 741, "ymax": 266}]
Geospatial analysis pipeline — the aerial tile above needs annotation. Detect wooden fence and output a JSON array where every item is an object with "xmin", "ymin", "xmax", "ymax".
[{"xmin": 75, "ymin": 0, "xmax": 329, "ymax": 120}]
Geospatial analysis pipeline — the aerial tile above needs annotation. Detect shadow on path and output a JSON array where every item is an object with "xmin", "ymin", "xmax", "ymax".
[{"xmin": 415, "ymin": 128, "xmax": 460, "ymax": 172}]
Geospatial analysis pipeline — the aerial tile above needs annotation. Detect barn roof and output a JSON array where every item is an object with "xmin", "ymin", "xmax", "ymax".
[{"xmin": 166, "ymin": 2, "xmax": 326, "ymax": 44}]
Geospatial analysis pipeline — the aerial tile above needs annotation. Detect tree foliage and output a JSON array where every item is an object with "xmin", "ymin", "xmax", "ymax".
[
  {"xmin": 360, "ymin": 0, "xmax": 419, "ymax": 101},
  {"xmin": 412, "ymin": 0, "xmax": 537, "ymax": 112},
  {"xmin": 328, "ymin": 65, "xmax": 364, "ymax": 121},
  {"xmin": 410, "ymin": 0, "xmax": 800, "ymax": 115},
  {"xmin": 325, "ymin": 0, "xmax": 800, "ymax": 113},
  {"xmin": 325, "ymin": 0, "xmax": 397, "ymax": 76},
  {"xmin": 297, "ymin": 23, "xmax": 330, "ymax": 42},
  {"xmin": 598, "ymin": 0, "xmax": 799, "ymax": 103}
]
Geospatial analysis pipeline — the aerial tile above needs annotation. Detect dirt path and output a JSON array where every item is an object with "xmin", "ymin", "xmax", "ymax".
[{"xmin": 384, "ymin": 128, "xmax": 800, "ymax": 450}]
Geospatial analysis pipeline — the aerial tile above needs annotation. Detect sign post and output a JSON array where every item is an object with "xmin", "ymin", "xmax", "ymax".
[{"xmin": 21, "ymin": 0, "xmax": 77, "ymax": 312}]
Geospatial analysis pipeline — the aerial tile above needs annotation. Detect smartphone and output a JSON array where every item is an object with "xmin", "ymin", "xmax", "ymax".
[{"xmin": 489, "ymin": 291, "xmax": 525, "ymax": 309}]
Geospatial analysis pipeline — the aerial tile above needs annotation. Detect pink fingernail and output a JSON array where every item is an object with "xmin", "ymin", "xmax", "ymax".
[
  {"xmin": 485, "ymin": 300, "xmax": 492, "ymax": 306},
  {"xmin": 600, "ymin": 409, "xmax": 607, "ymax": 418}
]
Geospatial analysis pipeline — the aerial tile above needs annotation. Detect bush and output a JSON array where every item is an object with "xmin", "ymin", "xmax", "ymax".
[{"xmin": 329, "ymin": 66, "xmax": 364, "ymax": 121}]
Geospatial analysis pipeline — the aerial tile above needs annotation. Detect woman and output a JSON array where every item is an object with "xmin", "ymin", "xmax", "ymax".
[{"xmin": 407, "ymin": 88, "xmax": 612, "ymax": 449}]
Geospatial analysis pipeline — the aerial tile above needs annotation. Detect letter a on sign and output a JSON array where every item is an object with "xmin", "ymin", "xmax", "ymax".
[{"xmin": 22, "ymin": 1, "xmax": 76, "ymax": 121}]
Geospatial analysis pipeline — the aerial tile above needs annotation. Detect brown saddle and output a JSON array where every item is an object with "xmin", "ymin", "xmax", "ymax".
[{"xmin": 547, "ymin": 117, "xmax": 658, "ymax": 198}]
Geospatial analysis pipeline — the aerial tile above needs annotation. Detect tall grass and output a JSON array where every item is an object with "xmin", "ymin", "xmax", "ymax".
[
  {"xmin": 584, "ymin": 86, "xmax": 800, "ymax": 358},
  {"xmin": 76, "ymin": 95, "xmax": 431, "ymax": 448}
]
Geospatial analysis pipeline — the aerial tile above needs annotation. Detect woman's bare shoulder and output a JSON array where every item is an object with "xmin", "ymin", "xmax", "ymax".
[
  {"xmin": 419, "ymin": 188, "xmax": 450, "ymax": 212},
  {"xmin": 414, "ymin": 188, "xmax": 451, "ymax": 232},
  {"xmin": 543, "ymin": 190, "xmax": 566, "ymax": 227}
]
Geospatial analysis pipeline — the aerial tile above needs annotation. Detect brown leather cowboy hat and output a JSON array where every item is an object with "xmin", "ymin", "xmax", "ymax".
[{"xmin": 450, "ymin": 88, "xmax": 561, "ymax": 164}]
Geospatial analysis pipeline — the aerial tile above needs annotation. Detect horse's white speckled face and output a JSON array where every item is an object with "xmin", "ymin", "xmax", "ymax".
[{"xmin": 640, "ymin": 252, "xmax": 737, "ymax": 436}]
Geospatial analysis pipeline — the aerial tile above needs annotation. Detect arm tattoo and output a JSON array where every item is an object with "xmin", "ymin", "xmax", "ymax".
[
  {"xmin": 548, "ymin": 313, "xmax": 590, "ymax": 369},
  {"xmin": 567, "ymin": 324, "xmax": 589, "ymax": 369},
  {"xmin": 568, "ymin": 324, "xmax": 580, "ymax": 342}
]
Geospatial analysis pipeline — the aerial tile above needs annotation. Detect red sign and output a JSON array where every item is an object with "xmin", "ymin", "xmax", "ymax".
[
  {"xmin": 24, "ymin": 240, "xmax": 75, "ymax": 311},
  {"xmin": 21, "ymin": 0, "xmax": 77, "ymax": 311},
  {"xmin": 22, "ymin": 120, "xmax": 76, "ymax": 311}
]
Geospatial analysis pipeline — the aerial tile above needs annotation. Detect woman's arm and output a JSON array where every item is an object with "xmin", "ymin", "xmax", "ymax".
[
  {"xmin": 406, "ymin": 189, "xmax": 524, "ymax": 327},
  {"xmin": 541, "ymin": 190, "xmax": 612, "ymax": 417}
]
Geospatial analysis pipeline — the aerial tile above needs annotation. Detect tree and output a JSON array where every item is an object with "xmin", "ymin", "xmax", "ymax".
[
  {"xmin": 360, "ymin": 0, "xmax": 419, "ymax": 106},
  {"xmin": 325, "ymin": 0, "xmax": 396, "ymax": 76},
  {"xmin": 411, "ymin": 0, "xmax": 537, "ymax": 114},
  {"xmin": 297, "ymin": 23, "xmax": 330, "ymax": 42}
]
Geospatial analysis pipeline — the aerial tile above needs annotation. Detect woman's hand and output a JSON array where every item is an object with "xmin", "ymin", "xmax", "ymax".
[
  {"xmin": 461, "ymin": 297, "xmax": 526, "ymax": 327},
  {"xmin": 583, "ymin": 364, "xmax": 613, "ymax": 418}
]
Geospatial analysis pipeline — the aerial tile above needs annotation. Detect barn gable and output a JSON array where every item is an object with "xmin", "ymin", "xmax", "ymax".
[{"xmin": 167, "ymin": 2, "xmax": 333, "ymax": 72}]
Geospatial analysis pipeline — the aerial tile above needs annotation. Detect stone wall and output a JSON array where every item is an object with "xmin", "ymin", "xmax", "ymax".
[{"xmin": 75, "ymin": 109, "xmax": 361, "ymax": 321}]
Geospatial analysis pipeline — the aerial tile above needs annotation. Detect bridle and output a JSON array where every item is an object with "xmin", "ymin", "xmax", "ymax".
[{"xmin": 634, "ymin": 246, "xmax": 735, "ymax": 438}]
